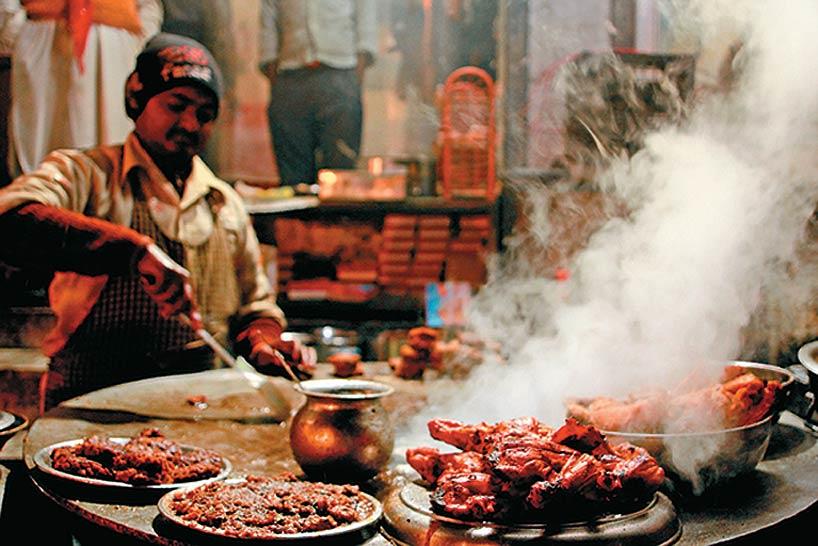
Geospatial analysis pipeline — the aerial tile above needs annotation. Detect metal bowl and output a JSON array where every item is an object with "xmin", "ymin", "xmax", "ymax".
[
  {"xmin": 602, "ymin": 362, "xmax": 794, "ymax": 495},
  {"xmin": 280, "ymin": 331, "xmax": 316, "ymax": 346}
]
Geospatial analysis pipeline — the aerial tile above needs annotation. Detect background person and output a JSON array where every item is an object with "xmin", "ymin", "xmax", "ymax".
[
  {"xmin": 258, "ymin": 0, "xmax": 377, "ymax": 188},
  {"xmin": 0, "ymin": 0, "xmax": 163, "ymax": 176}
]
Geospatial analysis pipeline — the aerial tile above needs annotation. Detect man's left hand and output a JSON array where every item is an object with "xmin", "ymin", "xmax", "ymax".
[{"xmin": 238, "ymin": 318, "xmax": 315, "ymax": 380}]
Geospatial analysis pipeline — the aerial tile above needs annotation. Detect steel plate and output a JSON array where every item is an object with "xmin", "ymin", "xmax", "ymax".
[
  {"xmin": 0, "ymin": 411, "xmax": 29, "ymax": 441},
  {"xmin": 0, "ymin": 411, "xmax": 15, "ymax": 431},
  {"xmin": 383, "ymin": 482, "xmax": 681, "ymax": 545},
  {"xmin": 157, "ymin": 478, "xmax": 383, "ymax": 541},
  {"xmin": 33, "ymin": 438, "xmax": 231, "ymax": 489}
]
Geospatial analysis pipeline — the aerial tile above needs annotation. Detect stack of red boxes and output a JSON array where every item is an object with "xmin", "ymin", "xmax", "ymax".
[
  {"xmin": 271, "ymin": 218, "xmax": 304, "ymax": 295},
  {"xmin": 378, "ymin": 214, "xmax": 451, "ymax": 293},
  {"xmin": 275, "ymin": 253, "xmax": 294, "ymax": 294},
  {"xmin": 445, "ymin": 214, "xmax": 492, "ymax": 287},
  {"xmin": 378, "ymin": 214, "xmax": 416, "ymax": 292},
  {"xmin": 413, "ymin": 216, "xmax": 450, "ymax": 288}
]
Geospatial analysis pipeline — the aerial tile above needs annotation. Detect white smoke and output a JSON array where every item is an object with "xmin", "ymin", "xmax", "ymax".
[{"xmin": 399, "ymin": 0, "xmax": 818, "ymax": 447}]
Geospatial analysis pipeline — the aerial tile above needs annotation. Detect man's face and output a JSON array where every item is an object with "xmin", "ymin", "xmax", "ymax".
[{"xmin": 134, "ymin": 85, "xmax": 217, "ymax": 165}]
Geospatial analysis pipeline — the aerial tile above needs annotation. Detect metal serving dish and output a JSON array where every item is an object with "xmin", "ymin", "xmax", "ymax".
[
  {"xmin": 312, "ymin": 326, "xmax": 360, "ymax": 362},
  {"xmin": 797, "ymin": 340, "xmax": 818, "ymax": 381},
  {"xmin": 382, "ymin": 481, "xmax": 681, "ymax": 545},
  {"xmin": 602, "ymin": 362, "xmax": 794, "ymax": 495},
  {"xmin": 794, "ymin": 341, "xmax": 818, "ymax": 426}
]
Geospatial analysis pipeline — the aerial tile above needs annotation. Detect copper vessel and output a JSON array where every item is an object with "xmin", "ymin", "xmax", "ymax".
[{"xmin": 289, "ymin": 379, "xmax": 395, "ymax": 482}]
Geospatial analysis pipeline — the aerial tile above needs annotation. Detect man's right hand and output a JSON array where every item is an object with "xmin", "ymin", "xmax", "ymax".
[{"xmin": 136, "ymin": 244, "xmax": 202, "ymax": 328}]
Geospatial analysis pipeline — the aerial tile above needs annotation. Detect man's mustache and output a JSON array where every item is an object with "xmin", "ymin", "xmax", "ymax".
[{"xmin": 168, "ymin": 129, "xmax": 200, "ymax": 147}]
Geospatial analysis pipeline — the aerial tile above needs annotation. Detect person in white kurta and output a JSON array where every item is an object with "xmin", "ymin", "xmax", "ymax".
[{"xmin": 0, "ymin": 0, "xmax": 163, "ymax": 175}]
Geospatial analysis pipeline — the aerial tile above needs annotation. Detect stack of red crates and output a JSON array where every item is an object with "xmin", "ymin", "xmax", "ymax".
[
  {"xmin": 445, "ymin": 214, "xmax": 492, "ymax": 286},
  {"xmin": 378, "ymin": 214, "xmax": 451, "ymax": 293}
]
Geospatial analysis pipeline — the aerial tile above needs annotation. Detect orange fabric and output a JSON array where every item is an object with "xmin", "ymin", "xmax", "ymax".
[
  {"xmin": 24, "ymin": 0, "xmax": 141, "ymax": 31},
  {"xmin": 42, "ymin": 273, "xmax": 108, "ymax": 356},
  {"xmin": 21, "ymin": 0, "xmax": 67, "ymax": 19},
  {"xmin": 24, "ymin": 0, "xmax": 141, "ymax": 72},
  {"xmin": 68, "ymin": 0, "xmax": 93, "ymax": 72},
  {"xmin": 90, "ymin": 0, "xmax": 141, "ymax": 33}
]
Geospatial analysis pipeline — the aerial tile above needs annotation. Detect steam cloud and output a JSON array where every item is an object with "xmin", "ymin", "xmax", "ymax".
[{"xmin": 400, "ymin": 0, "xmax": 818, "ymax": 466}]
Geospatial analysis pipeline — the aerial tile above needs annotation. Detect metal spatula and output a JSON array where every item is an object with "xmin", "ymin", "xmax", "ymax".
[{"xmin": 178, "ymin": 315, "xmax": 291, "ymax": 413}]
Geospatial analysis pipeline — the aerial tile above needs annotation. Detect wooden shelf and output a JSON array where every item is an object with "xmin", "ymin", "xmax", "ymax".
[
  {"xmin": 247, "ymin": 196, "xmax": 495, "ymax": 219},
  {"xmin": 277, "ymin": 291, "xmax": 423, "ymax": 323}
]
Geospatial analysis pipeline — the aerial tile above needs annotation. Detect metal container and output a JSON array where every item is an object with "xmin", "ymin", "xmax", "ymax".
[
  {"xmin": 312, "ymin": 326, "xmax": 360, "ymax": 362},
  {"xmin": 289, "ymin": 379, "xmax": 394, "ymax": 482},
  {"xmin": 382, "ymin": 481, "xmax": 681, "ymax": 545},
  {"xmin": 280, "ymin": 331, "xmax": 316, "ymax": 347},
  {"xmin": 396, "ymin": 156, "xmax": 437, "ymax": 197},
  {"xmin": 793, "ymin": 340, "xmax": 818, "ymax": 427},
  {"xmin": 603, "ymin": 362, "xmax": 794, "ymax": 495},
  {"xmin": 605, "ymin": 412, "xmax": 775, "ymax": 496}
]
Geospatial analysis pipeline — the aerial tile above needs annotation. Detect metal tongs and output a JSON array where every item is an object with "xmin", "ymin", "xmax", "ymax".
[{"xmin": 178, "ymin": 315, "xmax": 299, "ymax": 407}]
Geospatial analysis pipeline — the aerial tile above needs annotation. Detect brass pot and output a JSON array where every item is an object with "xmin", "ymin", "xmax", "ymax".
[{"xmin": 289, "ymin": 379, "xmax": 395, "ymax": 482}]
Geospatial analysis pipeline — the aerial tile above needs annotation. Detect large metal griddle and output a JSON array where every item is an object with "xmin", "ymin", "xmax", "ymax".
[{"xmin": 18, "ymin": 367, "xmax": 818, "ymax": 545}]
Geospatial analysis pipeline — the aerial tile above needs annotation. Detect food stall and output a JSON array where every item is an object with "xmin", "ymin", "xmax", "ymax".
[{"xmin": 3, "ymin": 2, "xmax": 818, "ymax": 545}]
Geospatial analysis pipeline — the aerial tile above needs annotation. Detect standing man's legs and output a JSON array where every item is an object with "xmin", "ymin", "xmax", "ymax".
[
  {"xmin": 314, "ymin": 68, "xmax": 362, "ymax": 171},
  {"xmin": 267, "ymin": 70, "xmax": 318, "ymax": 186}
]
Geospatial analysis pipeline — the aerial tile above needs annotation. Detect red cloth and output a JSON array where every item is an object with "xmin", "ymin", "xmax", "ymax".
[{"xmin": 68, "ymin": 0, "xmax": 93, "ymax": 72}]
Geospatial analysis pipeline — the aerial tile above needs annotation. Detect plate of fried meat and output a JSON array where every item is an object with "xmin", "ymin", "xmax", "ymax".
[
  {"xmin": 157, "ymin": 472, "xmax": 382, "ymax": 540},
  {"xmin": 32, "ymin": 428, "xmax": 231, "ymax": 489},
  {"xmin": 406, "ymin": 416, "xmax": 666, "ymax": 524}
]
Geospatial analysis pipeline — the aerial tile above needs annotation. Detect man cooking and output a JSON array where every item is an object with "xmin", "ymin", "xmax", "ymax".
[{"xmin": 0, "ymin": 33, "xmax": 313, "ymax": 410}]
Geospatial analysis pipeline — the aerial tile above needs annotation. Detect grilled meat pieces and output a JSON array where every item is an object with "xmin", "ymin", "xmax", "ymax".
[
  {"xmin": 405, "ymin": 447, "xmax": 488, "ymax": 484},
  {"xmin": 566, "ymin": 369, "xmax": 782, "ymax": 433},
  {"xmin": 408, "ymin": 417, "xmax": 664, "ymax": 521},
  {"xmin": 50, "ymin": 428, "xmax": 223, "ymax": 485},
  {"xmin": 428, "ymin": 416, "xmax": 554, "ymax": 454}
]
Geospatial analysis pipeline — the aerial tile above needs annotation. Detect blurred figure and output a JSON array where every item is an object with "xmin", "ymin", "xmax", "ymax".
[
  {"xmin": 0, "ymin": 2, "xmax": 22, "ymax": 187},
  {"xmin": 0, "ymin": 33, "xmax": 312, "ymax": 411},
  {"xmin": 0, "ymin": 0, "xmax": 163, "ymax": 176},
  {"xmin": 390, "ymin": 0, "xmax": 496, "ymax": 104},
  {"xmin": 258, "ymin": 0, "xmax": 377, "ymax": 188},
  {"xmin": 389, "ymin": 0, "xmax": 424, "ymax": 101}
]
